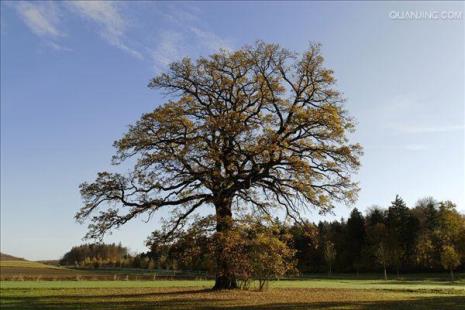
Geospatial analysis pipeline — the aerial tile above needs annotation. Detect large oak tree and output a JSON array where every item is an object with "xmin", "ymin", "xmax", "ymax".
[{"xmin": 76, "ymin": 42, "xmax": 362, "ymax": 289}]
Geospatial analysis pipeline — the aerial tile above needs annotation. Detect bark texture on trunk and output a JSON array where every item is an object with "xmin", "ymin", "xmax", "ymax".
[{"xmin": 212, "ymin": 197, "xmax": 238, "ymax": 290}]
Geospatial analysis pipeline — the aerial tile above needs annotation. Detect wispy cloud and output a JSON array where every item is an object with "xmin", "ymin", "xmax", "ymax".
[
  {"xmin": 151, "ymin": 30, "xmax": 184, "ymax": 70},
  {"xmin": 149, "ymin": 6, "xmax": 233, "ymax": 71},
  {"xmin": 161, "ymin": 6, "xmax": 200, "ymax": 25},
  {"xmin": 66, "ymin": 1, "xmax": 142, "ymax": 59},
  {"xmin": 10, "ymin": 2, "xmax": 231, "ymax": 67},
  {"xmin": 365, "ymin": 93, "xmax": 464, "ymax": 136},
  {"xmin": 150, "ymin": 26, "xmax": 231, "ymax": 72},
  {"xmin": 13, "ymin": 2, "xmax": 71, "ymax": 52},
  {"xmin": 189, "ymin": 26, "xmax": 231, "ymax": 52},
  {"xmin": 365, "ymin": 144, "xmax": 430, "ymax": 152},
  {"xmin": 46, "ymin": 41, "xmax": 72, "ymax": 52},
  {"xmin": 391, "ymin": 124, "xmax": 464, "ymax": 134},
  {"xmin": 15, "ymin": 2, "xmax": 62, "ymax": 38},
  {"xmin": 404, "ymin": 144, "xmax": 428, "ymax": 151}
]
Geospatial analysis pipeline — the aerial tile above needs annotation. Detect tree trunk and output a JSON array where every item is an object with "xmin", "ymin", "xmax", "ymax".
[
  {"xmin": 212, "ymin": 197, "xmax": 238, "ymax": 290},
  {"xmin": 383, "ymin": 263, "xmax": 387, "ymax": 281},
  {"xmin": 450, "ymin": 268, "xmax": 454, "ymax": 282}
]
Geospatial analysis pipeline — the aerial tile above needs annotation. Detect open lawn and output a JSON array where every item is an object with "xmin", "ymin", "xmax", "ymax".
[
  {"xmin": 2, "ymin": 259, "xmax": 464, "ymax": 309},
  {"xmin": 1, "ymin": 277, "xmax": 464, "ymax": 309}
]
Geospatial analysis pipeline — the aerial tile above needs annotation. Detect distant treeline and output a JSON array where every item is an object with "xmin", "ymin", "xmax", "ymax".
[
  {"xmin": 62, "ymin": 196, "xmax": 465, "ymax": 278},
  {"xmin": 145, "ymin": 196, "xmax": 465, "ymax": 278},
  {"xmin": 290, "ymin": 197, "xmax": 465, "ymax": 276},
  {"xmin": 60, "ymin": 243, "xmax": 159, "ymax": 270},
  {"xmin": 60, "ymin": 243, "xmax": 130, "ymax": 268}
]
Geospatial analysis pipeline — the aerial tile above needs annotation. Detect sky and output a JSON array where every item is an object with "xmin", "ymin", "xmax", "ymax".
[{"xmin": 1, "ymin": 1, "xmax": 464, "ymax": 260}]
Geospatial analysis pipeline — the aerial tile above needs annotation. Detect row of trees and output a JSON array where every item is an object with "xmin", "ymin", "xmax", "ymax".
[
  {"xmin": 60, "ymin": 243, "xmax": 129, "ymax": 267},
  {"xmin": 62, "ymin": 218, "xmax": 296, "ymax": 288},
  {"xmin": 293, "ymin": 197, "xmax": 465, "ymax": 280},
  {"xmin": 144, "ymin": 196, "xmax": 464, "ymax": 281},
  {"xmin": 60, "ymin": 243, "xmax": 159, "ymax": 269},
  {"xmin": 60, "ymin": 196, "xmax": 465, "ymax": 286},
  {"xmin": 64, "ymin": 196, "xmax": 464, "ymax": 282}
]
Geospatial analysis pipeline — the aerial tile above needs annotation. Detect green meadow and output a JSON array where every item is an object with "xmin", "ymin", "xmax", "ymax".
[{"xmin": 1, "ymin": 276, "xmax": 464, "ymax": 309}]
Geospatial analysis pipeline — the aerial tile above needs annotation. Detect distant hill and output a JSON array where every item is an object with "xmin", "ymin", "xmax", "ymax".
[
  {"xmin": 0, "ymin": 252, "xmax": 25, "ymax": 261},
  {"xmin": 0, "ymin": 254, "xmax": 81, "ymax": 280}
]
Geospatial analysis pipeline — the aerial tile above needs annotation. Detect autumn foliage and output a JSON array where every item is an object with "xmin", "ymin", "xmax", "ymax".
[{"xmin": 76, "ymin": 41, "xmax": 362, "ymax": 288}]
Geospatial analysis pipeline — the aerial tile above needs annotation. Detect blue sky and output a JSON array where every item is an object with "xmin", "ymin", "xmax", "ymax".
[{"xmin": 1, "ymin": 1, "xmax": 464, "ymax": 260}]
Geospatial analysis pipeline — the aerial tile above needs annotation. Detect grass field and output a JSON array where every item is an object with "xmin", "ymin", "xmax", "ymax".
[
  {"xmin": 0, "ymin": 260, "xmax": 195, "ymax": 281},
  {"xmin": 0, "ymin": 260, "xmax": 81, "ymax": 280},
  {"xmin": 1, "ymin": 258, "xmax": 464, "ymax": 309},
  {"xmin": 1, "ymin": 277, "xmax": 464, "ymax": 309}
]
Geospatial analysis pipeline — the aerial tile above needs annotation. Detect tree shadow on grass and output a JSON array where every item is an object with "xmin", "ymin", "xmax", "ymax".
[
  {"xmin": 1, "ymin": 288, "xmax": 213, "ymax": 300},
  {"xmin": 0, "ymin": 288, "xmax": 228, "ymax": 310},
  {"xmin": 292, "ymin": 273, "xmax": 465, "ymax": 282},
  {"xmin": 1, "ymin": 290, "xmax": 464, "ymax": 310}
]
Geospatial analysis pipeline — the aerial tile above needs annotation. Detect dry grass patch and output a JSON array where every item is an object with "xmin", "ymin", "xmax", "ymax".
[{"xmin": 1, "ymin": 286, "xmax": 464, "ymax": 309}]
